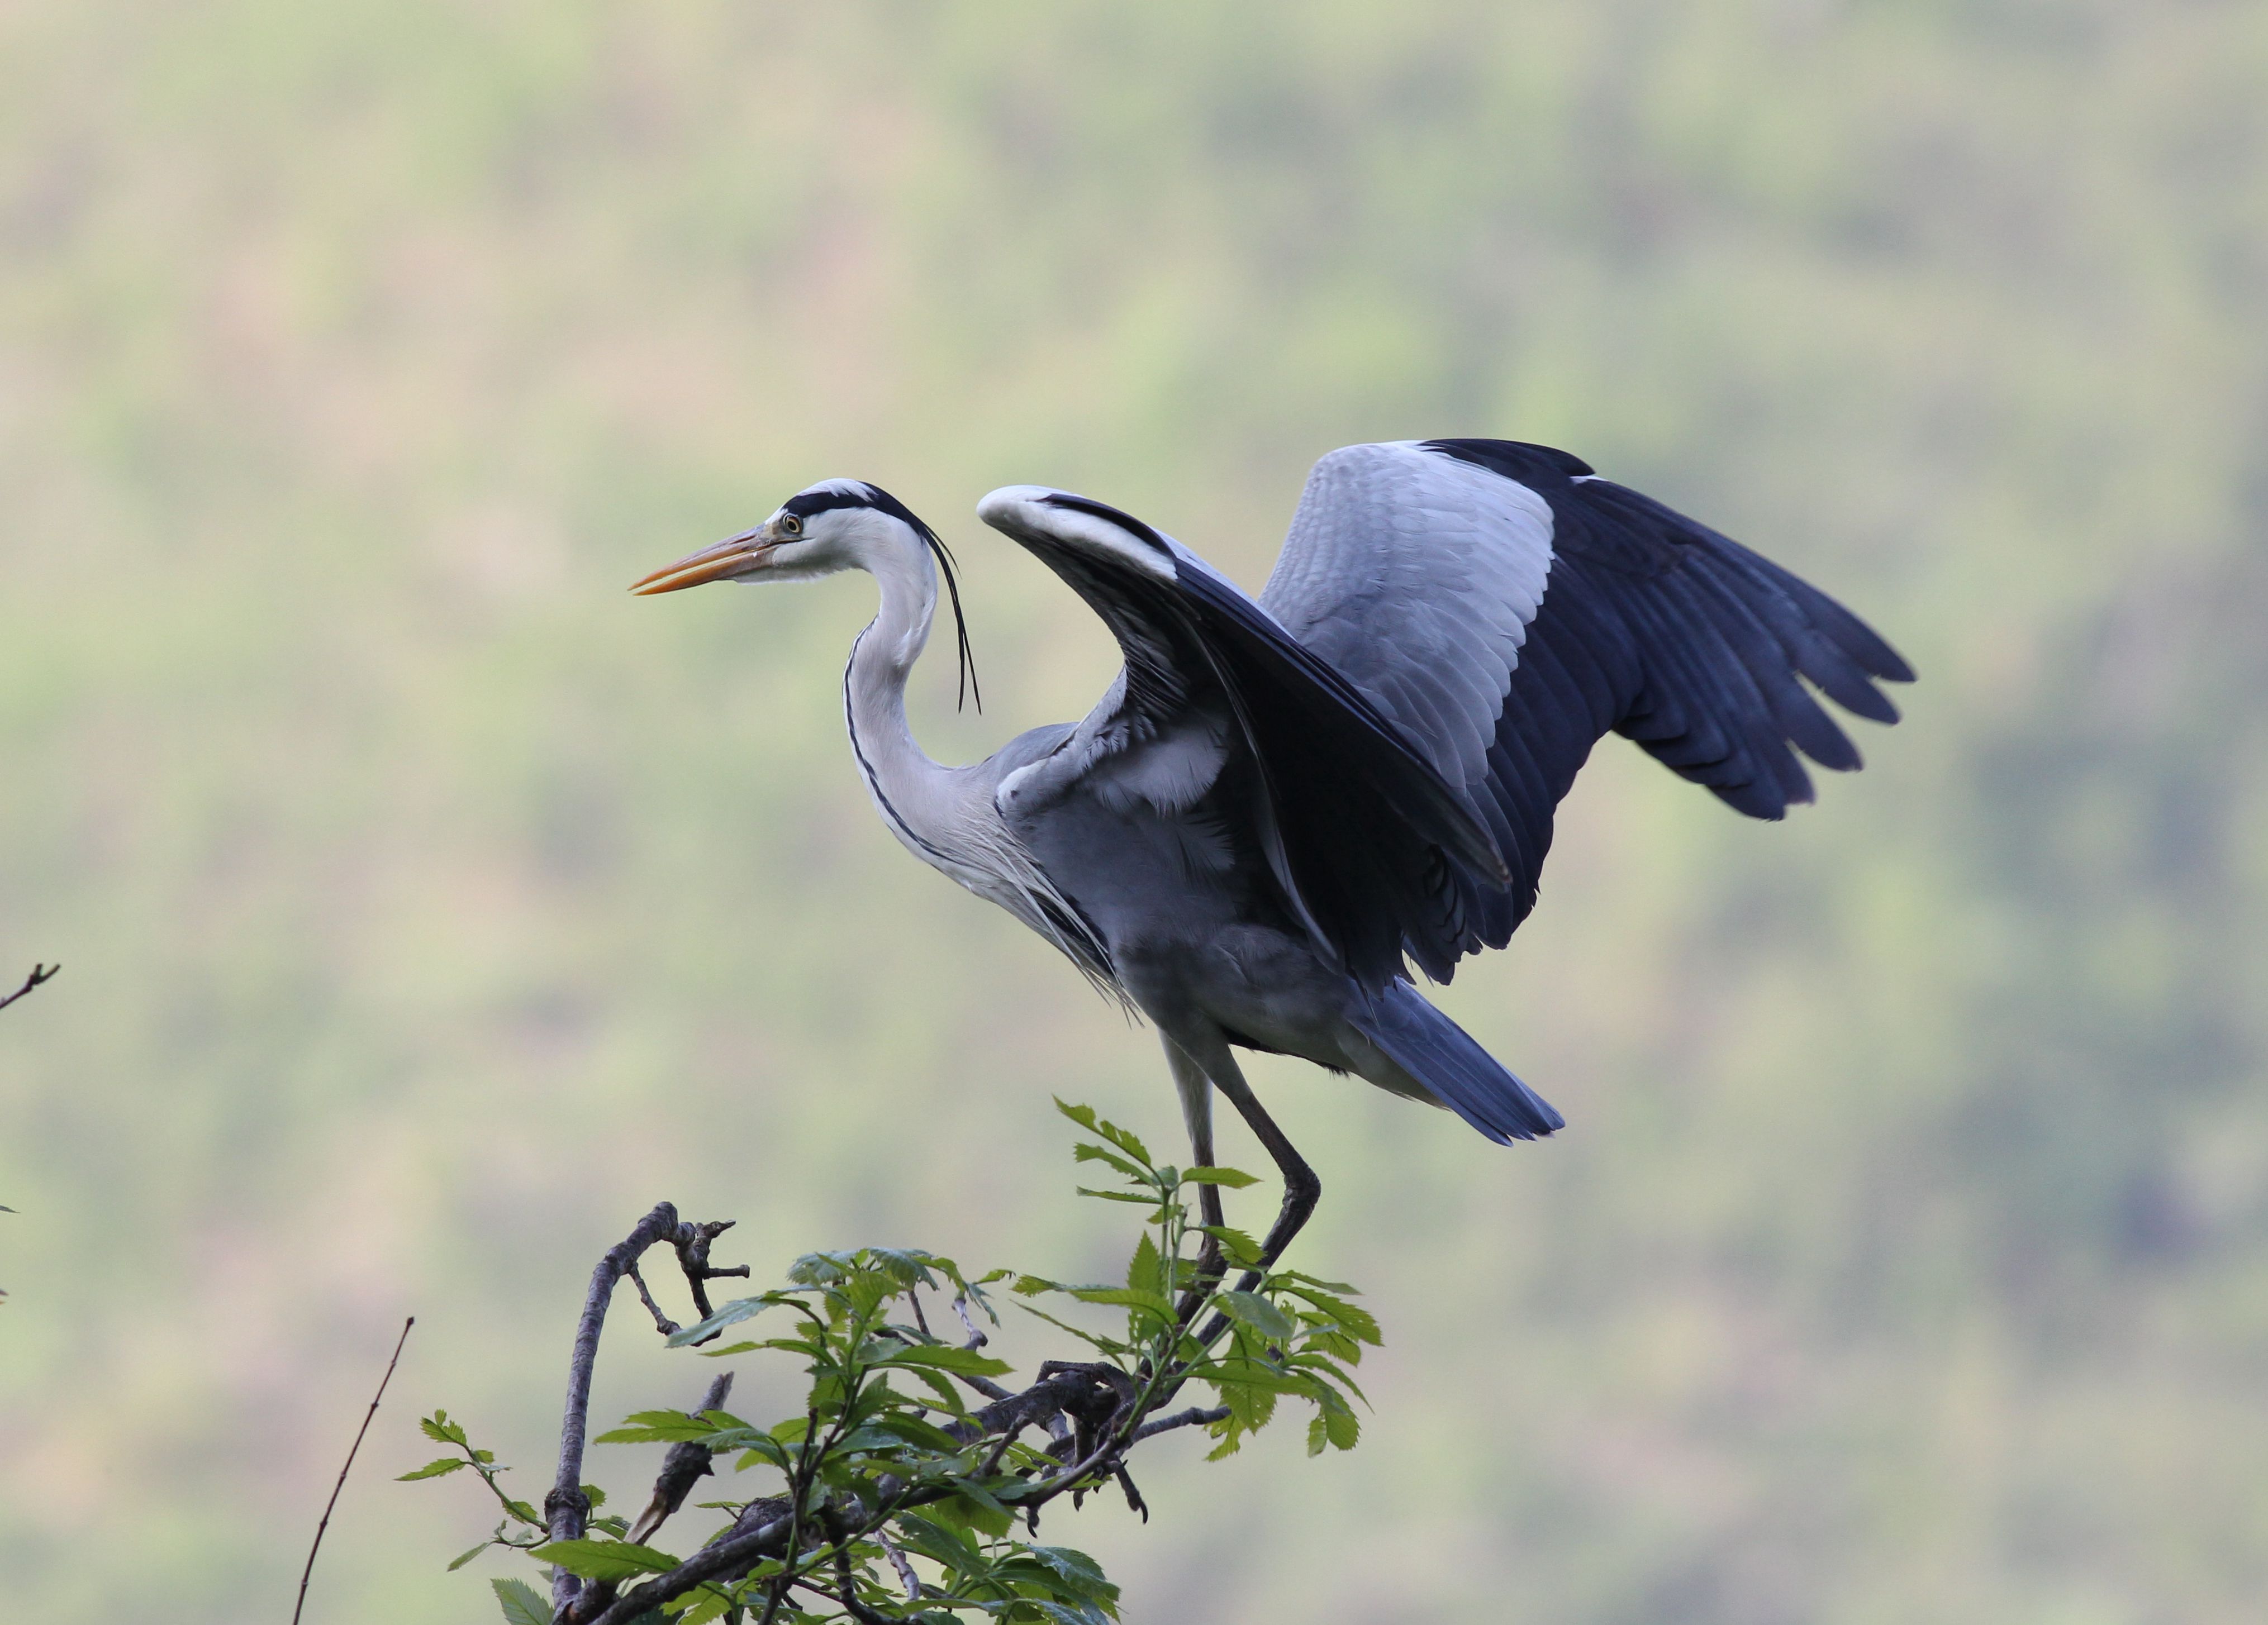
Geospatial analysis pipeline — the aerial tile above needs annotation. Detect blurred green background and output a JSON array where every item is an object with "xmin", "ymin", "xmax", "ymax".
[{"xmin": 5, "ymin": 2, "xmax": 2267, "ymax": 1620}]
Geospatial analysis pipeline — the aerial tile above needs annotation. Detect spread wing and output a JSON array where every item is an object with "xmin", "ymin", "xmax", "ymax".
[
  {"xmin": 977, "ymin": 485, "xmax": 1509, "ymax": 993},
  {"xmin": 1261, "ymin": 439, "xmax": 1914, "ymax": 964}
]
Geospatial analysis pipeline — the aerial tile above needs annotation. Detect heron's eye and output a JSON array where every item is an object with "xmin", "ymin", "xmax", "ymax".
[{"xmin": 779, "ymin": 513, "xmax": 803, "ymax": 536}]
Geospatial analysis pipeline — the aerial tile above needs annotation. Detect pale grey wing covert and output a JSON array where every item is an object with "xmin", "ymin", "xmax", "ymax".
[
  {"xmin": 1261, "ymin": 439, "xmax": 1915, "ymax": 975},
  {"xmin": 975, "ymin": 485, "xmax": 1509, "ymax": 995}
]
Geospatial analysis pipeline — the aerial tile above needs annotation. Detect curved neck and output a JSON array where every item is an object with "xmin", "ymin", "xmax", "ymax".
[{"xmin": 843, "ymin": 537, "xmax": 963, "ymax": 865}]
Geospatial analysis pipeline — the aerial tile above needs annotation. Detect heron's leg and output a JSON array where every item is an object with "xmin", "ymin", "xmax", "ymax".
[
  {"xmin": 1194, "ymin": 1039, "xmax": 1320, "ymax": 1273},
  {"xmin": 1161, "ymin": 1038, "xmax": 1227, "ymax": 1297}
]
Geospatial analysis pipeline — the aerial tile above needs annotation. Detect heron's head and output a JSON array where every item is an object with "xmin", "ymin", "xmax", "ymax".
[
  {"xmin": 630, "ymin": 479, "xmax": 941, "ymax": 593},
  {"xmin": 631, "ymin": 478, "xmax": 981, "ymax": 706}
]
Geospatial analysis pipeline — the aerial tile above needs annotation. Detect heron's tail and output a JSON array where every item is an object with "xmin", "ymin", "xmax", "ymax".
[{"xmin": 1351, "ymin": 981, "xmax": 1564, "ymax": 1145}]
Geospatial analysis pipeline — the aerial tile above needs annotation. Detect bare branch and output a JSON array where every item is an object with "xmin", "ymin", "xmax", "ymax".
[
  {"xmin": 1130, "ymin": 1404, "xmax": 1232, "ymax": 1443},
  {"xmin": 875, "ymin": 1532, "xmax": 923, "ymax": 1603},
  {"xmin": 0, "ymin": 962, "xmax": 58, "ymax": 1015},
  {"xmin": 545, "ymin": 1206, "xmax": 750, "ymax": 1621},
  {"xmin": 293, "ymin": 1317, "xmax": 413, "ymax": 1625}
]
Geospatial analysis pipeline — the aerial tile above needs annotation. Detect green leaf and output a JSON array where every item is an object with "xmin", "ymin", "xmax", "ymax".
[
  {"xmin": 923, "ymin": 1490, "xmax": 1015, "ymax": 1540},
  {"xmin": 492, "ymin": 1576, "xmax": 550, "ymax": 1624},
  {"xmin": 531, "ymin": 1540, "xmax": 682, "ymax": 1581},
  {"xmin": 1073, "ymin": 1186, "xmax": 1164, "ymax": 1206},
  {"xmin": 1180, "ymin": 1165, "xmax": 1259, "ymax": 1189},
  {"xmin": 867, "ymin": 1412, "xmax": 967, "ymax": 1452},
  {"xmin": 420, "ymin": 1412, "xmax": 469, "ymax": 1447},
  {"xmin": 1126, "ymin": 1231, "xmax": 1164, "ymax": 1299},
  {"xmin": 1216, "ymin": 1291, "xmax": 1295, "ymax": 1342},
  {"xmin": 664, "ymin": 1586, "xmax": 737, "ymax": 1624},
  {"xmin": 1032, "ymin": 1602, "xmax": 1114, "ymax": 1625},
  {"xmin": 397, "ymin": 1456, "xmax": 470, "ymax": 1481},
  {"xmin": 1319, "ymin": 1392, "xmax": 1362, "ymax": 1451},
  {"xmin": 1028, "ymin": 1545, "xmax": 1117, "ymax": 1600},
  {"xmin": 446, "ymin": 1541, "xmax": 491, "ymax": 1571},
  {"xmin": 731, "ymin": 1437, "xmax": 796, "ymax": 1473},
  {"xmin": 1275, "ymin": 1269, "xmax": 1361, "ymax": 1294},
  {"xmin": 666, "ymin": 1294, "xmax": 782, "ymax": 1348},
  {"xmin": 1097, "ymin": 1119, "xmax": 1151, "ymax": 1165},
  {"xmin": 1071, "ymin": 1142, "xmax": 1147, "ymax": 1182},
  {"xmin": 878, "ymin": 1342, "xmax": 1012, "ymax": 1376},
  {"xmin": 1053, "ymin": 1098, "xmax": 1101, "ymax": 1133},
  {"xmin": 596, "ymin": 1408, "xmax": 724, "ymax": 1444},
  {"xmin": 1196, "ymin": 1225, "xmax": 1263, "ymax": 1266},
  {"xmin": 1064, "ymin": 1286, "xmax": 1174, "ymax": 1324},
  {"xmin": 1276, "ymin": 1283, "xmax": 1382, "ymax": 1345}
]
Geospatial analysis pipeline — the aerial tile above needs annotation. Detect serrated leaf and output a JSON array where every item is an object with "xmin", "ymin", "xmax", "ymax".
[
  {"xmin": 878, "ymin": 1343, "xmax": 1012, "ymax": 1376},
  {"xmin": 665, "ymin": 1586, "xmax": 736, "ymax": 1624},
  {"xmin": 1277, "ymin": 1283, "xmax": 1382, "ymax": 1345},
  {"xmin": 868, "ymin": 1412, "xmax": 967, "ymax": 1452},
  {"xmin": 1029, "ymin": 1545, "xmax": 1117, "ymax": 1599},
  {"xmin": 1196, "ymin": 1224, "xmax": 1263, "ymax": 1266},
  {"xmin": 1065, "ymin": 1286, "xmax": 1174, "ymax": 1323},
  {"xmin": 531, "ymin": 1538, "xmax": 682, "ymax": 1581},
  {"xmin": 1126, "ymin": 1232, "xmax": 1164, "ymax": 1299},
  {"xmin": 1032, "ymin": 1601, "xmax": 1114, "ymax": 1625},
  {"xmin": 666, "ymin": 1294, "xmax": 782, "ymax": 1348},
  {"xmin": 1073, "ymin": 1186, "xmax": 1163, "ymax": 1205},
  {"xmin": 1071, "ymin": 1143, "xmax": 1147, "ymax": 1181},
  {"xmin": 596, "ymin": 1408, "xmax": 721, "ymax": 1444},
  {"xmin": 492, "ymin": 1576, "xmax": 550, "ymax": 1624},
  {"xmin": 397, "ymin": 1456, "xmax": 469, "ymax": 1481},
  {"xmin": 1318, "ymin": 1392, "xmax": 1361, "ymax": 1451},
  {"xmin": 1095, "ymin": 1117, "xmax": 1150, "ymax": 1164},
  {"xmin": 1054, "ymin": 1098, "xmax": 1102, "ymax": 1132},
  {"xmin": 1216, "ymin": 1292, "xmax": 1295, "ymax": 1341}
]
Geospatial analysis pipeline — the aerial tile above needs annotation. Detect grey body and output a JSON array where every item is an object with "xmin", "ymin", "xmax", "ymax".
[{"xmin": 640, "ymin": 441, "xmax": 1912, "ymax": 1261}]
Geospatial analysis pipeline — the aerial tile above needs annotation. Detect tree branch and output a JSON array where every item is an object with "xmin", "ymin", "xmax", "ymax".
[
  {"xmin": 293, "ymin": 1317, "xmax": 413, "ymax": 1625},
  {"xmin": 0, "ymin": 962, "xmax": 58, "ymax": 1014},
  {"xmin": 546, "ymin": 1203, "xmax": 747, "ymax": 1618}
]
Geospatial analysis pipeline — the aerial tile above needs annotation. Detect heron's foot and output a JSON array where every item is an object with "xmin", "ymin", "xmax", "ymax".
[{"xmin": 1252, "ymin": 1161, "xmax": 1322, "ymax": 1276}]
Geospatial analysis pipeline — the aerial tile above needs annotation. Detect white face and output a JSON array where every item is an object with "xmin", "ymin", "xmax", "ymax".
[
  {"xmin": 753, "ymin": 483, "xmax": 919, "ymax": 583},
  {"xmin": 631, "ymin": 480, "xmax": 930, "ymax": 595}
]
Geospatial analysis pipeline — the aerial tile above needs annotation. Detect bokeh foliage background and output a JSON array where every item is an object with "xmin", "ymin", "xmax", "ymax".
[{"xmin": 5, "ymin": 2, "xmax": 2267, "ymax": 1619}]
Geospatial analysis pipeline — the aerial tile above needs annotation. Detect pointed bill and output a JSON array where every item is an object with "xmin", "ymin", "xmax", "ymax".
[{"xmin": 631, "ymin": 531, "xmax": 769, "ymax": 594}]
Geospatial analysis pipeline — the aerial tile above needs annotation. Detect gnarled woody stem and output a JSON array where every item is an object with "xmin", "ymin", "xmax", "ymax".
[{"xmin": 545, "ymin": 1203, "xmax": 749, "ymax": 1621}]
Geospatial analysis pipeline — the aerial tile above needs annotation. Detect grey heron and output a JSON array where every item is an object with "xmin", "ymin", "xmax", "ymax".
[{"xmin": 633, "ymin": 439, "xmax": 1911, "ymax": 1269}]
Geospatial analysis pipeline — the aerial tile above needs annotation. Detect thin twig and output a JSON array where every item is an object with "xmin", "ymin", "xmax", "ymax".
[
  {"xmin": 1129, "ymin": 1404, "xmax": 1231, "ymax": 1443},
  {"xmin": 0, "ymin": 962, "xmax": 58, "ymax": 1015},
  {"xmin": 293, "ymin": 1317, "xmax": 413, "ymax": 1625},
  {"xmin": 952, "ymin": 1293, "xmax": 989, "ymax": 1350},
  {"xmin": 625, "ymin": 1261, "xmax": 679, "ymax": 1337}
]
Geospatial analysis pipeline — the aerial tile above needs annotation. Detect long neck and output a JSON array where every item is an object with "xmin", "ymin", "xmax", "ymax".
[{"xmin": 843, "ymin": 540, "xmax": 964, "ymax": 868}]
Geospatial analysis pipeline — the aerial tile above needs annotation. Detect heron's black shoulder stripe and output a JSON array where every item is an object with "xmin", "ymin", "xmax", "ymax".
[
  {"xmin": 1036, "ymin": 492, "xmax": 1175, "ymax": 557},
  {"xmin": 1420, "ymin": 438, "xmax": 1595, "ymax": 485}
]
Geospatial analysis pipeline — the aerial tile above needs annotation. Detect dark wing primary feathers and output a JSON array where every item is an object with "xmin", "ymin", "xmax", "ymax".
[
  {"xmin": 977, "ymin": 486, "xmax": 1507, "ymax": 993},
  {"xmin": 1262, "ymin": 439, "xmax": 1914, "ymax": 966}
]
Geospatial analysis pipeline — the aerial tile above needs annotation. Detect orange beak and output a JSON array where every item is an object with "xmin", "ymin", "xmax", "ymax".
[{"xmin": 630, "ymin": 530, "xmax": 771, "ymax": 595}]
